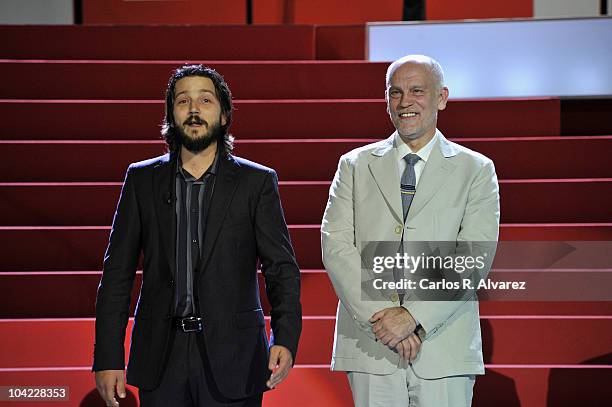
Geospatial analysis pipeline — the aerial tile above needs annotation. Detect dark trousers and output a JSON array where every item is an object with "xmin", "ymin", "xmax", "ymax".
[{"xmin": 138, "ymin": 330, "xmax": 263, "ymax": 407}]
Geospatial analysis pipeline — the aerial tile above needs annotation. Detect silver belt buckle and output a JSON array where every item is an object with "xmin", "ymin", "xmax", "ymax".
[{"xmin": 180, "ymin": 316, "xmax": 203, "ymax": 333}]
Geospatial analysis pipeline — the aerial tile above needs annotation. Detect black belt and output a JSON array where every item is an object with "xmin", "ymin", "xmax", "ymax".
[{"xmin": 173, "ymin": 316, "xmax": 203, "ymax": 333}]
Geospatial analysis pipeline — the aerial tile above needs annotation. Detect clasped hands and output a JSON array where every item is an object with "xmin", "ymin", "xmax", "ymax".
[{"xmin": 369, "ymin": 307, "xmax": 421, "ymax": 361}]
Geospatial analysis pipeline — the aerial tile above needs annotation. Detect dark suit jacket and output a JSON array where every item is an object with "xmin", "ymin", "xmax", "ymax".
[{"xmin": 92, "ymin": 151, "xmax": 302, "ymax": 398}]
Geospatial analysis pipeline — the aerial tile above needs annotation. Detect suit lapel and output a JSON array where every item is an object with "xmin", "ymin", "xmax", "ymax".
[
  {"xmin": 152, "ymin": 153, "xmax": 177, "ymax": 278},
  {"xmin": 198, "ymin": 154, "xmax": 240, "ymax": 273},
  {"xmin": 408, "ymin": 132, "xmax": 458, "ymax": 220},
  {"xmin": 368, "ymin": 134, "xmax": 403, "ymax": 224}
]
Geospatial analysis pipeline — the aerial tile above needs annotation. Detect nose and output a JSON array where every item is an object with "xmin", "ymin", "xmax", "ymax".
[
  {"xmin": 399, "ymin": 92, "xmax": 415, "ymax": 107},
  {"xmin": 188, "ymin": 100, "xmax": 200, "ymax": 114}
]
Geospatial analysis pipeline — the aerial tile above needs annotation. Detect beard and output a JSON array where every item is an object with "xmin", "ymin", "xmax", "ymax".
[{"xmin": 175, "ymin": 115, "xmax": 224, "ymax": 154}]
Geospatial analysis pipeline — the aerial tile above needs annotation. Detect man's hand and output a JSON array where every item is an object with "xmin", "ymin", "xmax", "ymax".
[
  {"xmin": 369, "ymin": 307, "xmax": 417, "ymax": 348},
  {"xmin": 396, "ymin": 333, "xmax": 422, "ymax": 361},
  {"xmin": 267, "ymin": 345, "xmax": 293, "ymax": 389},
  {"xmin": 95, "ymin": 370, "xmax": 126, "ymax": 407}
]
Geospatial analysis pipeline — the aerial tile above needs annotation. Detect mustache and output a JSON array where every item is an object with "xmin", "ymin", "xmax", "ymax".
[{"xmin": 183, "ymin": 115, "xmax": 207, "ymax": 127}]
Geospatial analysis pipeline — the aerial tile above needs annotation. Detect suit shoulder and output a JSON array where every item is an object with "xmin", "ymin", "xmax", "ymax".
[
  {"xmin": 129, "ymin": 153, "xmax": 171, "ymax": 171},
  {"xmin": 339, "ymin": 138, "xmax": 391, "ymax": 165},
  {"xmin": 231, "ymin": 155, "xmax": 275, "ymax": 176},
  {"xmin": 448, "ymin": 140, "xmax": 494, "ymax": 167}
]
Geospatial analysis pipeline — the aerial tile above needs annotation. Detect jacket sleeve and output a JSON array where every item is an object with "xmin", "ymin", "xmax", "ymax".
[
  {"xmin": 254, "ymin": 170, "xmax": 302, "ymax": 362},
  {"xmin": 93, "ymin": 165, "xmax": 142, "ymax": 371},
  {"xmin": 406, "ymin": 158, "xmax": 500, "ymax": 339},
  {"xmin": 321, "ymin": 155, "xmax": 390, "ymax": 339}
]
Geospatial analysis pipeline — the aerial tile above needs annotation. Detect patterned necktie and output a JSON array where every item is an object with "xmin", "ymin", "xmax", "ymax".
[
  {"xmin": 401, "ymin": 153, "xmax": 420, "ymax": 221},
  {"xmin": 393, "ymin": 153, "xmax": 421, "ymax": 302}
]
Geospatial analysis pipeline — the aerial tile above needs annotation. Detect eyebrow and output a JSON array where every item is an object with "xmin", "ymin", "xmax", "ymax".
[
  {"xmin": 387, "ymin": 85, "xmax": 427, "ymax": 91},
  {"xmin": 174, "ymin": 89, "xmax": 217, "ymax": 98}
]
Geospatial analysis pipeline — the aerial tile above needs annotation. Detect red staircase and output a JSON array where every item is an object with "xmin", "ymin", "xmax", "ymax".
[{"xmin": 1, "ymin": 25, "xmax": 611, "ymax": 406}]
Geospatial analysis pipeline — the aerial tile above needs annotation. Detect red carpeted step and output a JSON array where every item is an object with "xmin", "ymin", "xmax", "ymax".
[
  {"xmin": 1, "ymin": 318, "xmax": 611, "ymax": 367},
  {"xmin": 2, "ymin": 271, "xmax": 611, "ymax": 319},
  {"xmin": 281, "ymin": 180, "xmax": 612, "ymax": 224},
  {"xmin": 0, "ymin": 60, "xmax": 387, "ymax": 100},
  {"xmin": 480, "ymin": 301, "xmax": 612, "ymax": 316},
  {"xmin": 0, "ymin": 225, "xmax": 320, "ymax": 271},
  {"xmin": 1, "ymin": 137, "xmax": 610, "ymax": 182},
  {"xmin": 497, "ymin": 179, "xmax": 612, "ymax": 223},
  {"xmin": 1, "ymin": 224, "xmax": 611, "ymax": 271},
  {"xmin": 0, "ymin": 365, "xmax": 610, "ymax": 407},
  {"xmin": 0, "ymin": 319, "xmax": 345, "ymax": 367},
  {"xmin": 315, "ymin": 25, "xmax": 365, "ymax": 60},
  {"xmin": 0, "ymin": 319, "xmax": 106, "ymax": 368},
  {"xmin": 284, "ymin": 0, "xmax": 403, "ymax": 25},
  {"xmin": 1, "ymin": 179, "xmax": 611, "ymax": 224},
  {"xmin": 475, "ymin": 364, "xmax": 612, "ymax": 407},
  {"xmin": 81, "ymin": 0, "xmax": 244, "ymax": 25},
  {"xmin": 0, "ymin": 25, "xmax": 316, "ymax": 60},
  {"xmin": 0, "ymin": 369, "xmax": 142, "ymax": 407},
  {"xmin": 562, "ymin": 98, "xmax": 612, "ymax": 136},
  {"xmin": 0, "ymin": 272, "xmax": 108, "ymax": 318},
  {"xmin": 0, "ymin": 271, "xmax": 339, "ymax": 318},
  {"xmin": 457, "ymin": 136, "xmax": 612, "ymax": 179},
  {"xmin": 0, "ymin": 184, "xmax": 123, "ymax": 226},
  {"xmin": 499, "ymin": 224, "xmax": 612, "ymax": 240},
  {"xmin": 0, "ymin": 367, "xmax": 353, "ymax": 407},
  {"xmin": 0, "ymin": 98, "xmax": 561, "ymax": 140},
  {"xmin": 263, "ymin": 366, "xmax": 354, "ymax": 406}
]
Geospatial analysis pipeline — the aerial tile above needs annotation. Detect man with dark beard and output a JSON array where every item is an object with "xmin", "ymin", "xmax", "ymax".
[{"xmin": 93, "ymin": 65, "xmax": 302, "ymax": 407}]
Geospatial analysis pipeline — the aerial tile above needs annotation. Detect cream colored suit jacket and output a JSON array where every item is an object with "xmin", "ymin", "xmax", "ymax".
[{"xmin": 321, "ymin": 130, "xmax": 500, "ymax": 379}]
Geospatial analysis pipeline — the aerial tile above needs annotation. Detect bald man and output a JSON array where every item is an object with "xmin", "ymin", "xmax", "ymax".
[{"xmin": 321, "ymin": 55, "xmax": 500, "ymax": 406}]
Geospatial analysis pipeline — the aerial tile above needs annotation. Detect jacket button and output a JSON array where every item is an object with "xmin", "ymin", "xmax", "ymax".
[
  {"xmin": 168, "ymin": 279, "xmax": 174, "ymax": 287},
  {"xmin": 390, "ymin": 292, "xmax": 399, "ymax": 302},
  {"xmin": 394, "ymin": 225, "xmax": 402, "ymax": 234}
]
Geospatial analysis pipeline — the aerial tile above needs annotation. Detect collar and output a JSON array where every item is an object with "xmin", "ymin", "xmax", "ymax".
[
  {"xmin": 176, "ymin": 149, "xmax": 219, "ymax": 180},
  {"xmin": 394, "ymin": 130, "xmax": 439, "ymax": 163}
]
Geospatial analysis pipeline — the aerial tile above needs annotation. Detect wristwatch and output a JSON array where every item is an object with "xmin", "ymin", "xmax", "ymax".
[{"xmin": 415, "ymin": 324, "xmax": 426, "ymax": 342}]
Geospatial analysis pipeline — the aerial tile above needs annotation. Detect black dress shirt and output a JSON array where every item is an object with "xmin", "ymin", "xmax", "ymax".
[{"xmin": 174, "ymin": 154, "xmax": 218, "ymax": 317}]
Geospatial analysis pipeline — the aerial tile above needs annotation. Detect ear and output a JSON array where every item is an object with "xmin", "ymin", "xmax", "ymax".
[
  {"xmin": 385, "ymin": 89, "xmax": 391, "ymax": 114},
  {"xmin": 438, "ymin": 87, "xmax": 449, "ymax": 111},
  {"xmin": 221, "ymin": 113, "xmax": 227, "ymax": 126}
]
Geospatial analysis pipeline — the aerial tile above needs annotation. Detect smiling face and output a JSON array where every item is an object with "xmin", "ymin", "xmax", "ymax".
[
  {"xmin": 173, "ymin": 76, "xmax": 227, "ymax": 153},
  {"xmin": 386, "ymin": 60, "xmax": 449, "ymax": 146}
]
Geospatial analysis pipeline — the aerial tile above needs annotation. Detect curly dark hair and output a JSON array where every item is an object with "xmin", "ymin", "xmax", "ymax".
[{"xmin": 161, "ymin": 64, "xmax": 234, "ymax": 156}]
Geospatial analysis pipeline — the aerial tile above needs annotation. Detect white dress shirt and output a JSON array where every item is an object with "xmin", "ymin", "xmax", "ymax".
[{"xmin": 394, "ymin": 130, "xmax": 439, "ymax": 188}]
